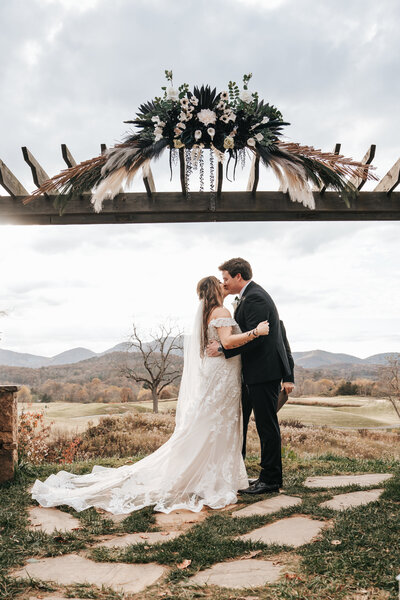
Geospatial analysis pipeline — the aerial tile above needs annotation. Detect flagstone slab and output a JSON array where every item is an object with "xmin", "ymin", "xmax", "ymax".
[
  {"xmin": 13, "ymin": 554, "xmax": 165, "ymax": 594},
  {"xmin": 304, "ymin": 473, "xmax": 392, "ymax": 489},
  {"xmin": 155, "ymin": 508, "xmax": 209, "ymax": 531},
  {"xmin": 238, "ymin": 516, "xmax": 327, "ymax": 547},
  {"xmin": 93, "ymin": 531, "xmax": 181, "ymax": 548},
  {"xmin": 320, "ymin": 488, "xmax": 384, "ymax": 511},
  {"xmin": 28, "ymin": 507, "xmax": 81, "ymax": 533},
  {"xmin": 232, "ymin": 494, "xmax": 301, "ymax": 518},
  {"xmin": 188, "ymin": 558, "xmax": 283, "ymax": 588}
]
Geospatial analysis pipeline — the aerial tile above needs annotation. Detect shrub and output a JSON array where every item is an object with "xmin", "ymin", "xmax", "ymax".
[{"xmin": 18, "ymin": 410, "xmax": 53, "ymax": 464}]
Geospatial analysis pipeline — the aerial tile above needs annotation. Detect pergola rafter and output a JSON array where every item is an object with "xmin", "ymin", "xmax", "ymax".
[{"xmin": 0, "ymin": 143, "xmax": 399, "ymax": 225}]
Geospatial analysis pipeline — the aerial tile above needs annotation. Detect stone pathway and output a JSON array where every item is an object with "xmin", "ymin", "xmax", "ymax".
[
  {"xmin": 238, "ymin": 516, "xmax": 328, "ymax": 547},
  {"xmin": 155, "ymin": 507, "xmax": 209, "ymax": 531},
  {"xmin": 28, "ymin": 507, "xmax": 81, "ymax": 534},
  {"xmin": 13, "ymin": 554, "xmax": 165, "ymax": 594},
  {"xmin": 232, "ymin": 494, "xmax": 301, "ymax": 518},
  {"xmin": 320, "ymin": 488, "xmax": 384, "ymax": 511},
  {"xmin": 93, "ymin": 531, "xmax": 181, "ymax": 548},
  {"xmin": 188, "ymin": 558, "xmax": 283, "ymax": 588},
  {"xmin": 19, "ymin": 471, "xmax": 393, "ymax": 594},
  {"xmin": 304, "ymin": 473, "xmax": 392, "ymax": 489}
]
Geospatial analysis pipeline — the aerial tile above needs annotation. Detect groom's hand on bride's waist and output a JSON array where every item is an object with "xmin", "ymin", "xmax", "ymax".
[{"xmin": 206, "ymin": 340, "xmax": 223, "ymax": 357}]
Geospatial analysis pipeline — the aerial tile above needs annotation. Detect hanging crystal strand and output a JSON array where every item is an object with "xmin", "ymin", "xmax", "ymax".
[
  {"xmin": 199, "ymin": 148, "xmax": 205, "ymax": 192},
  {"xmin": 240, "ymin": 148, "xmax": 246, "ymax": 169},
  {"xmin": 185, "ymin": 149, "xmax": 192, "ymax": 196},
  {"xmin": 209, "ymin": 149, "xmax": 215, "ymax": 193},
  {"xmin": 171, "ymin": 148, "xmax": 179, "ymax": 167}
]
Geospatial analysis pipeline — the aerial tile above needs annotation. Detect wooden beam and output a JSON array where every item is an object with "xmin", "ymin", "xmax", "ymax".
[
  {"xmin": 1, "ymin": 191, "xmax": 399, "ymax": 225},
  {"xmin": 347, "ymin": 144, "xmax": 376, "ymax": 191},
  {"xmin": 61, "ymin": 144, "xmax": 76, "ymax": 168},
  {"xmin": 246, "ymin": 153, "xmax": 260, "ymax": 195},
  {"xmin": 0, "ymin": 159, "xmax": 28, "ymax": 197},
  {"xmin": 374, "ymin": 157, "xmax": 400, "ymax": 194},
  {"xmin": 21, "ymin": 147, "xmax": 53, "ymax": 189},
  {"xmin": 142, "ymin": 163, "xmax": 156, "ymax": 197},
  {"xmin": 100, "ymin": 144, "xmax": 107, "ymax": 154}
]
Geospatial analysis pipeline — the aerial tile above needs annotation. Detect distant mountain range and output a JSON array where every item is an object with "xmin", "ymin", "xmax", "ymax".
[{"xmin": 0, "ymin": 344, "xmax": 397, "ymax": 370}]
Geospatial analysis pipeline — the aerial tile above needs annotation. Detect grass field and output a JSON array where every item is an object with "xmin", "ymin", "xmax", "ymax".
[{"xmin": 19, "ymin": 396, "xmax": 400, "ymax": 435}]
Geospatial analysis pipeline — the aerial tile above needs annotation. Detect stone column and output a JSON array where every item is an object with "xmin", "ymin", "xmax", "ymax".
[{"xmin": 0, "ymin": 386, "xmax": 19, "ymax": 482}]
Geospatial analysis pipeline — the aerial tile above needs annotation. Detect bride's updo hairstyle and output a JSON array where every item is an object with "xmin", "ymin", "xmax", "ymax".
[{"xmin": 197, "ymin": 276, "xmax": 224, "ymax": 354}]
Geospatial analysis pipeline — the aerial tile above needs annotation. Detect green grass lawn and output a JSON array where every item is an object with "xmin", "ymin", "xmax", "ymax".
[{"xmin": 1, "ymin": 454, "xmax": 399, "ymax": 600}]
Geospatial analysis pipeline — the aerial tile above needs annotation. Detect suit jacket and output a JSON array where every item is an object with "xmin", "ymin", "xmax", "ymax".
[{"xmin": 223, "ymin": 281, "xmax": 294, "ymax": 385}]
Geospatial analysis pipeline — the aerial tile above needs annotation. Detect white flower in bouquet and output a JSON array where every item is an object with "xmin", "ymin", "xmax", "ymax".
[
  {"xmin": 197, "ymin": 109, "xmax": 217, "ymax": 126},
  {"xmin": 180, "ymin": 97, "xmax": 189, "ymax": 107},
  {"xmin": 207, "ymin": 127, "xmax": 215, "ymax": 139},
  {"xmin": 220, "ymin": 91, "xmax": 229, "ymax": 100},
  {"xmin": 151, "ymin": 116, "xmax": 161, "ymax": 124},
  {"xmin": 239, "ymin": 89, "xmax": 253, "ymax": 103},
  {"xmin": 255, "ymin": 132, "xmax": 264, "ymax": 142},
  {"xmin": 179, "ymin": 112, "xmax": 188, "ymax": 122},
  {"xmin": 247, "ymin": 137, "xmax": 256, "ymax": 147},
  {"xmin": 194, "ymin": 130, "xmax": 202, "ymax": 140},
  {"xmin": 190, "ymin": 96, "xmax": 199, "ymax": 106},
  {"xmin": 262, "ymin": 116, "xmax": 270, "ymax": 124},
  {"xmin": 217, "ymin": 101, "xmax": 226, "ymax": 110},
  {"xmin": 166, "ymin": 87, "xmax": 179, "ymax": 101},
  {"xmin": 223, "ymin": 136, "xmax": 234, "ymax": 149}
]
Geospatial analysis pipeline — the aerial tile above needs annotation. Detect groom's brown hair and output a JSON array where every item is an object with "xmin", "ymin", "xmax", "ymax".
[{"xmin": 219, "ymin": 258, "xmax": 252, "ymax": 280}]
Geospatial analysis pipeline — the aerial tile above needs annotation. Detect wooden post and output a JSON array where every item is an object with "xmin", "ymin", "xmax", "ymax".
[
  {"xmin": 216, "ymin": 161, "xmax": 223, "ymax": 197},
  {"xmin": 142, "ymin": 163, "xmax": 156, "ymax": 198},
  {"xmin": 347, "ymin": 144, "xmax": 376, "ymax": 191},
  {"xmin": 61, "ymin": 144, "xmax": 77, "ymax": 168},
  {"xmin": 319, "ymin": 143, "xmax": 341, "ymax": 194},
  {"xmin": 374, "ymin": 157, "xmax": 400, "ymax": 194},
  {"xmin": 0, "ymin": 386, "xmax": 19, "ymax": 482},
  {"xmin": 0, "ymin": 159, "xmax": 29, "ymax": 197}
]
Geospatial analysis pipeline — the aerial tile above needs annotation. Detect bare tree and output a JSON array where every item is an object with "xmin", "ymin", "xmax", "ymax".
[
  {"xmin": 378, "ymin": 354, "xmax": 400, "ymax": 419},
  {"xmin": 121, "ymin": 322, "xmax": 183, "ymax": 413}
]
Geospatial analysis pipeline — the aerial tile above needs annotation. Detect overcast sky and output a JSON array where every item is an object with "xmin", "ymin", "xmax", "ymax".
[{"xmin": 1, "ymin": 0, "xmax": 399, "ymax": 359}]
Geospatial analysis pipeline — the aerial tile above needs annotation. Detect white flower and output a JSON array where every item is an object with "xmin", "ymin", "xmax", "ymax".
[
  {"xmin": 262, "ymin": 116, "xmax": 270, "ymax": 124},
  {"xmin": 151, "ymin": 116, "xmax": 160, "ymax": 123},
  {"xmin": 207, "ymin": 127, "xmax": 215, "ymax": 139},
  {"xmin": 227, "ymin": 111, "xmax": 236, "ymax": 122},
  {"xmin": 158, "ymin": 120, "xmax": 166, "ymax": 127},
  {"xmin": 176, "ymin": 122, "xmax": 186, "ymax": 130},
  {"xmin": 154, "ymin": 126, "xmax": 164, "ymax": 136},
  {"xmin": 255, "ymin": 132, "xmax": 264, "ymax": 142},
  {"xmin": 180, "ymin": 97, "xmax": 189, "ymax": 107},
  {"xmin": 221, "ymin": 91, "xmax": 228, "ymax": 100},
  {"xmin": 239, "ymin": 89, "xmax": 253, "ymax": 103},
  {"xmin": 179, "ymin": 112, "xmax": 188, "ymax": 122},
  {"xmin": 194, "ymin": 130, "xmax": 202, "ymax": 140},
  {"xmin": 154, "ymin": 131, "xmax": 163, "ymax": 142},
  {"xmin": 166, "ymin": 87, "xmax": 179, "ymax": 101},
  {"xmin": 247, "ymin": 137, "xmax": 256, "ymax": 147},
  {"xmin": 217, "ymin": 101, "xmax": 226, "ymax": 110},
  {"xmin": 223, "ymin": 136, "xmax": 234, "ymax": 149},
  {"xmin": 197, "ymin": 109, "xmax": 217, "ymax": 126},
  {"xmin": 190, "ymin": 96, "xmax": 199, "ymax": 106}
]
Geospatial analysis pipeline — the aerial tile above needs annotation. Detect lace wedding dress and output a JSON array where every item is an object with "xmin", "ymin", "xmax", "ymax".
[{"xmin": 31, "ymin": 311, "xmax": 248, "ymax": 514}]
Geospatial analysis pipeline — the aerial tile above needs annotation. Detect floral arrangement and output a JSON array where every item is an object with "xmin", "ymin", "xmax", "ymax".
[
  {"xmin": 25, "ymin": 71, "xmax": 376, "ymax": 213},
  {"xmin": 127, "ymin": 71, "xmax": 285, "ymax": 158}
]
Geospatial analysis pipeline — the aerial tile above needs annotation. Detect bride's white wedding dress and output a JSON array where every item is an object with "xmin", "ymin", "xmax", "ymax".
[{"xmin": 31, "ymin": 311, "xmax": 248, "ymax": 514}]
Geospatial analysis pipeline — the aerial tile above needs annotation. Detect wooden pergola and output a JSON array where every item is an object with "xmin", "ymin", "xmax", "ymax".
[{"xmin": 0, "ymin": 143, "xmax": 399, "ymax": 225}]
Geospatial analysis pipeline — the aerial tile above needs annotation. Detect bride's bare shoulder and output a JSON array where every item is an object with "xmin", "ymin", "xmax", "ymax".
[{"xmin": 209, "ymin": 306, "xmax": 232, "ymax": 322}]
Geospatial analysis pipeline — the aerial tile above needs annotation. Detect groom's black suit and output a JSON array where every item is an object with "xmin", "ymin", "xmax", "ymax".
[{"xmin": 222, "ymin": 281, "xmax": 294, "ymax": 486}]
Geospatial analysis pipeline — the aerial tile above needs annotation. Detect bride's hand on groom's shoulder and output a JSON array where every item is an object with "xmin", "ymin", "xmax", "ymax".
[{"xmin": 206, "ymin": 340, "xmax": 222, "ymax": 357}]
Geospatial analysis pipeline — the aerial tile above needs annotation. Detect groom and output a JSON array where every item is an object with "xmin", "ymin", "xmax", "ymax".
[{"xmin": 207, "ymin": 257, "xmax": 294, "ymax": 494}]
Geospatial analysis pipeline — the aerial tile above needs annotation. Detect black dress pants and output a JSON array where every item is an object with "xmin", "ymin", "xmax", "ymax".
[{"xmin": 241, "ymin": 379, "xmax": 282, "ymax": 485}]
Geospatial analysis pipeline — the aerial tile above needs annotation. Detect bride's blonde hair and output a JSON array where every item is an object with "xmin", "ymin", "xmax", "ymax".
[{"xmin": 197, "ymin": 276, "xmax": 224, "ymax": 353}]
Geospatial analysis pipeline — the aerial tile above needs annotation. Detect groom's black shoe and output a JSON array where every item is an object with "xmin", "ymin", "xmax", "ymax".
[{"xmin": 239, "ymin": 481, "xmax": 280, "ymax": 495}]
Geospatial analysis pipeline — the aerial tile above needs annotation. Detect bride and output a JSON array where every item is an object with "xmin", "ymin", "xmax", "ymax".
[{"xmin": 31, "ymin": 276, "xmax": 269, "ymax": 514}]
